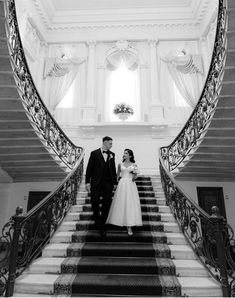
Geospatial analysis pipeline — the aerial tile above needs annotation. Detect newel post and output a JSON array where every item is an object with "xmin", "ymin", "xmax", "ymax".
[
  {"xmin": 210, "ymin": 206, "xmax": 230, "ymax": 297},
  {"xmin": 5, "ymin": 207, "xmax": 24, "ymax": 297}
]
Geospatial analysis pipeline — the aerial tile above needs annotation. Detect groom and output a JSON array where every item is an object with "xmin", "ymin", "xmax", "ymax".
[{"xmin": 85, "ymin": 136, "xmax": 117, "ymax": 236}]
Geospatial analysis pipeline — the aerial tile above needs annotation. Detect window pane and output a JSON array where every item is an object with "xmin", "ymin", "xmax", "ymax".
[
  {"xmin": 105, "ymin": 61, "xmax": 140, "ymax": 121},
  {"xmin": 57, "ymin": 79, "xmax": 76, "ymax": 108},
  {"xmin": 173, "ymin": 82, "xmax": 189, "ymax": 107}
]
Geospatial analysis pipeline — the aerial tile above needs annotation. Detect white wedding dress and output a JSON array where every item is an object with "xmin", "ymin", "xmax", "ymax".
[{"xmin": 106, "ymin": 164, "xmax": 143, "ymax": 227}]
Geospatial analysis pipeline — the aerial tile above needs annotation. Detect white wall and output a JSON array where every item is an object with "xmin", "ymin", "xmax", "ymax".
[
  {"xmin": 0, "ymin": 181, "xmax": 60, "ymax": 231},
  {"xmin": 50, "ymin": 39, "xmax": 198, "ymax": 127},
  {"xmin": 0, "ymin": 184, "xmax": 12, "ymax": 232},
  {"xmin": 62, "ymin": 125, "xmax": 183, "ymax": 174},
  {"xmin": 177, "ymin": 180, "xmax": 235, "ymax": 232}
]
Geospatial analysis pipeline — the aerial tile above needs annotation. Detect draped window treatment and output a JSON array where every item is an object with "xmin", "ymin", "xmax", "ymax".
[
  {"xmin": 106, "ymin": 49, "xmax": 139, "ymax": 71},
  {"xmin": 104, "ymin": 44, "xmax": 140, "ymax": 122},
  {"xmin": 44, "ymin": 57, "xmax": 86, "ymax": 111},
  {"xmin": 105, "ymin": 61, "xmax": 140, "ymax": 122},
  {"xmin": 162, "ymin": 53, "xmax": 204, "ymax": 108}
]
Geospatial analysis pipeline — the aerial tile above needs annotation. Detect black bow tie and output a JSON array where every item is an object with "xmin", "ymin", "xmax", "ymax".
[{"xmin": 103, "ymin": 150, "xmax": 109, "ymax": 154}]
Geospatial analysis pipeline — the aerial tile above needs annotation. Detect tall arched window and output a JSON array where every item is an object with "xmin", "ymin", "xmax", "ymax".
[
  {"xmin": 105, "ymin": 60, "xmax": 140, "ymax": 121},
  {"xmin": 104, "ymin": 41, "xmax": 141, "ymax": 122}
]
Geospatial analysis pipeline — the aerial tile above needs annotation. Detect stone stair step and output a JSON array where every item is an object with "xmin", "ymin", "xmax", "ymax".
[
  {"xmin": 42, "ymin": 243, "xmax": 76, "ymax": 258},
  {"xmin": 76, "ymin": 197, "xmax": 166, "ymax": 205},
  {"xmin": 170, "ymin": 245, "xmax": 197, "ymax": 260},
  {"xmin": 28, "ymin": 257, "xmax": 178, "ymax": 276},
  {"xmin": 14, "ymin": 274, "xmax": 58, "ymax": 295},
  {"xmin": 51, "ymin": 231, "xmax": 187, "ymax": 245},
  {"xmin": 14, "ymin": 273, "xmax": 222, "ymax": 297},
  {"xmin": 76, "ymin": 191, "xmax": 164, "ymax": 198},
  {"xmin": 27, "ymin": 257, "xmax": 209, "ymax": 278},
  {"xmin": 42, "ymin": 242, "xmax": 197, "ymax": 260},
  {"xmin": 58, "ymin": 220, "xmax": 179, "ymax": 233},
  {"xmin": 70, "ymin": 204, "xmax": 170, "ymax": 213},
  {"xmin": 28, "ymin": 257, "xmax": 65, "ymax": 274},
  {"xmin": 64, "ymin": 212, "xmax": 80, "ymax": 221},
  {"xmin": 178, "ymin": 277, "xmax": 222, "ymax": 297},
  {"xmin": 173, "ymin": 260, "xmax": 209, "ymax": 277},
  {"xmin": 77, "ymin": 211, "xmax": 174, "ymax": 222}
]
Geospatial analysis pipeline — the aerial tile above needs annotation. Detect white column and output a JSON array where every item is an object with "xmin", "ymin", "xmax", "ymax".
[
  {"xmin": 82, "ymin": 40, "xmax": 96, "ymax": 123},
  {"xmin": 148, "ymin": 39, "xmax": 163, "ymax": 122},
  {"xmin": 139, "ymin": 64, "xmax": 149, "ymax": 122},
  {"xmin": 97, "ymin": 64, "xmax": 106, "ymax": 122}
]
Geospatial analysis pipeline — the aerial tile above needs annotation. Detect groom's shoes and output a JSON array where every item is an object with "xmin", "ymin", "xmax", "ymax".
[
  {"xmin": 99, "ymin": 229, "xmax": 107, "ymax": 237},
  {"xmin": 99, "ymin": 223, "xmax": 107, "ymax": 237}
]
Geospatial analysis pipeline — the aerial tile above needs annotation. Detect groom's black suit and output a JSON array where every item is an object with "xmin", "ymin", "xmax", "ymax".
[{"xmin": 85, "ymin": 149, "xmax": 117, "ymax": 230}]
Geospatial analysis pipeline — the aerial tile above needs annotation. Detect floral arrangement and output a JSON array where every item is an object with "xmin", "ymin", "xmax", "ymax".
[
  {"xmin": 130, "ymin": 164, "xmax": 140, "ymax": 175},
  {"xmin": 113, "ymin": 102, "xmax": 134, "ymax": 115}
]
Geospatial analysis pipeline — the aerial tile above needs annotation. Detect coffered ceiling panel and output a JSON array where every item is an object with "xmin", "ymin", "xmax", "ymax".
[
  {"xmin": 52, "ymin": 0, "xmax": 193, "ymax": 11},
  {"xmin": 27, "ymin": 0, "xmax": 217, "ymax": 42}
]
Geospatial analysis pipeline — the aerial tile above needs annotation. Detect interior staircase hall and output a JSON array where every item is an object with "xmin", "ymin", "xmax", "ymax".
[{"xmin": 14, "ymin": 175, "xmax": 222, "ymax": 297}]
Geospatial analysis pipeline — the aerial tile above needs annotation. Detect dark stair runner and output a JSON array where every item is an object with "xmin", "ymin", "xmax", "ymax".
[{"xmin": 54, "ymin": 176, "xmax": 181, "ymax": 296}]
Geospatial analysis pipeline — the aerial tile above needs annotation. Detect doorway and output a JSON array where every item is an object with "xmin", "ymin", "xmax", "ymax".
[
  {"xmin": 27, "ymin": 191, "xmax": 50, "ymax": 212},
  {"xmin": 197, "ymin": 187, "xmax": 226, "ymax": 218}
]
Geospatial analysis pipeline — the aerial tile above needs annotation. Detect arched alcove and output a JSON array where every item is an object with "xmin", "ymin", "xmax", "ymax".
[{"xmin": 103, "ymin": 41, "xmax": 141, "ymax": 122}]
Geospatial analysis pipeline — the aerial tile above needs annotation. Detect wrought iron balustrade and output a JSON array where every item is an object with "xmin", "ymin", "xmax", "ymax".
[
  {"xmin": 0, "ymin": 152, "xmax": 84, "ymax": 297},
  {"xmin": 160, "ymin": 0, "xmax": 227, "ymax": 172},
  {"xmin": 4, "ymin": 0, "xmax": 82, "ymax": 169},
  {"xmin": 159, "ymin": 157, "xmax": 235, "ymax": 297}
]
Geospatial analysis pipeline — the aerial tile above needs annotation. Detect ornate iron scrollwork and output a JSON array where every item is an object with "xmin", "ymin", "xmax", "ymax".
[
  {"xmin": 160, "ymin": 162, "xmax": 235, "ymax": 297},
  {"xmin": 160, "ymin": 0, "xmax": 227, "ymax": 172},
  {"xmin": 0, "ymin": 155, "xmax": 83, "ymax": 296},
  {"xmin": 0, "ymin": 219, "xmax": 14, "ymax": 296},
  {"xmin": 5, "ymin": 0, "xmax": 82, "ymax": 169}
]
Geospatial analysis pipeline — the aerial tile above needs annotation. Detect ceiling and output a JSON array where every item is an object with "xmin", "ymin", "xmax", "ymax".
[
  {"xmin": 32, "ymin": 0, "xmax": 216, "ymax": 30},
  {"xmin": 52, "ymin": 0, "xmax": 193, "ymax": 11}
]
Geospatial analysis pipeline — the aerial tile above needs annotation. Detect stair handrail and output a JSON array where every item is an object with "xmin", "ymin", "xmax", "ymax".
[
  {"xmin": 159, "ymin": 153, "xmax": 235, "ymax": 297},
  {"xmin": 0, "ymin": 151, "xmax": 84, "ymax": 297},
  {"xmin": 160, "ymin": 0, "xmax": 227, "ymax": 172},
  {"xmin": 4, "ymin": 0, "xmax": 82, "ymax": 169}
]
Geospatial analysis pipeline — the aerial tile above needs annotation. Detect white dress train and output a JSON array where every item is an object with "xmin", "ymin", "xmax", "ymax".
[{"xmin": 106, "ymin": 164, "xmax": 143, "ymax": 227}]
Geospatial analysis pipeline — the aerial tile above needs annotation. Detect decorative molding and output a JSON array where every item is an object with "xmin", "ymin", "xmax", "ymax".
[
  {"xmin": 23, "ymin": 18, "xmax": 41, "ymax": 61},
  {"xmin": 34, "ymin": 22, "xmax": 202, "ymax": 31},
  {"xmin": 31, "ymin": 0, "xmax": 214, "ymax": 33},
  {"xmin": 86, "ymin": 40, "xmax": 96, "ymax": 48}
]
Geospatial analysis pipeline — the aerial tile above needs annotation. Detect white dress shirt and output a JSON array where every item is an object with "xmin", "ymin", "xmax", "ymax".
[{"xmin": 100, "ymin": 148, "xmax": 108, "ymax": 162}]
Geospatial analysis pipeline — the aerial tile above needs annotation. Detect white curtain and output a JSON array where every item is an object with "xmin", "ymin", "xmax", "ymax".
[
  {"xmin": 44, "ymin": 57, "xmax": 86, "ymax": 111},
  {"xmin": 105, "ymin": 62, "xmax": 140, "ymax": 122},
  {"xmin": 162, "ymin": 54, "xmax": 203, "ymax": 108},
  {"xmin": 106, "ymin": 50, "xmax": 139, "ymax": 71}
]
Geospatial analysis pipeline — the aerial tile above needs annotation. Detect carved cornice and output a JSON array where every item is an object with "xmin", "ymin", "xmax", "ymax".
[
  {"xmin": 31, "ymin": 0, "xmax": 214, "ymax": 33},
  {"xmin": 31, "ymin": 21, "xmax": 202, "ymax": 31}
]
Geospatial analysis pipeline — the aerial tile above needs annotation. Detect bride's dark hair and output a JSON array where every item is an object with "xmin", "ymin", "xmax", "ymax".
[{"xmin": 123, "ymin": 149, "xmax": 135, "ymax": 163}]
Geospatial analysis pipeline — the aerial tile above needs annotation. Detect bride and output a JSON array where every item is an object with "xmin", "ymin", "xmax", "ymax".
[{"xmin": 106, "ymin": 149, "xmax": 143, "ymax": 235}]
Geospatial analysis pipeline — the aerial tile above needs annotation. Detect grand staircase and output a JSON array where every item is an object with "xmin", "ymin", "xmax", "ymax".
[
  {"xmin": 0, "ymin": 0, "xmax": 80, "ymax": 182},
  {"xmin": 172, "ymin": 0, "xmax": 235, "ymax": 181},
  {"xmin": 14, "ymin": 176, "xmax": 222, "ymax": 297}
]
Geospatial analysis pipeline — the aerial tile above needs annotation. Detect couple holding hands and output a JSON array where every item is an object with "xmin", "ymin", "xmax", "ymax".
[{"xmin": 85, "ymin": 136, "xmax": 142, "ymax": 236}]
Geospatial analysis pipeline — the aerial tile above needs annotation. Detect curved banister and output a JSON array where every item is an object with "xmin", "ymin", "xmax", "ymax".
[
  {"xmin": 160, "ymin": 0, "xmax": 227, "ymax": 172},
  {"xmin": 0, "ymin": 151, "xmax": 84, "ymax": 297},
  {"xmin": 159, "ymin": 153, "xmax": 210, "ymax": 220},
  {"xmin": 4, "ymin": 0, "xmax": 83, "ymax": 169},
  {"xmin": 159, "ymin": 152, "xmax": 235, "ymax": 297}
]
